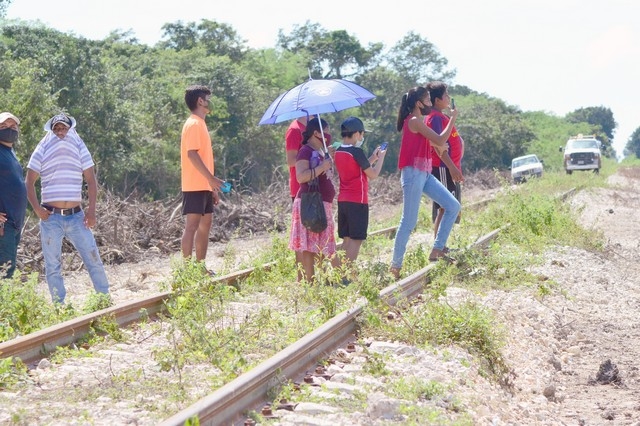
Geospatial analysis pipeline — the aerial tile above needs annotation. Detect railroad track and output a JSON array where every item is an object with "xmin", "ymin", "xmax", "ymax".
[
  {"xmin": 2, "ymin": 198, "xmax": 499, "ymax": 365},
  {"xmin": 159, "ymin": 221, "xmax": 503, "ymax": 426},
  {"xmin": 160, "ymin": 189, "xmax": 575, "ymax": 425},
  {"xmin": 0, "ymin": 193, "xmax": 512, "ymax": 424}
]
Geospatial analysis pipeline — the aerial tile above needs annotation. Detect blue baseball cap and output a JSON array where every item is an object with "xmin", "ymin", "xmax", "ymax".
[{"xmin": 341, "ymin": 117, "xmax": 365, "ymax": 133}]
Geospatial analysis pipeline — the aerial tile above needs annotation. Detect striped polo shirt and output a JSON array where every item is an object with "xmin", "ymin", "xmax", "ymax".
[{"xmin": 27, "ymin": 130, "xmax": 95, "ymax": 203}]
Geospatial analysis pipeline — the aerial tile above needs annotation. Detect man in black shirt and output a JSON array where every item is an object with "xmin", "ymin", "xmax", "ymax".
[{"xmin": 0, "ymin": 112, "xmax": 27, "ymax": 278}]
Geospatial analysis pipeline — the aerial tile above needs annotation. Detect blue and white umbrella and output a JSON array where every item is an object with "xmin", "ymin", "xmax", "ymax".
[
  {"xmin": 259, "ymin": 78, "xmax": 375, "ymax": 125},
  {"xmin": 259, "ymin": 78, "xmax": 375, "ymax": 151}
]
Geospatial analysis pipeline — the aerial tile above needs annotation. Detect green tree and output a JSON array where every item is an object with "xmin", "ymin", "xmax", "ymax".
[
  {"xmin": 355, "ymin": 66, "xmax": 410, "ymax": 173},
  {"xmin": 0, "ymin": 24, "xmax": 105, "ymax": 109},
  {"xmin": 0, "ymin": 0, "xmax": 12, "ymax": 18},
  {"xmin": 386, "ymin": 32, "xmax": 456, "ymax": 86},
  {"xmin": 3, "ymin": 19, "xmax": 626, "ymax": 198},
  {"xmin": 625, "ymin": 127, "xmax": 640, "ymax": 158},
  {"xmin": 566, "ymin": 106, "xmax": 616, "ymax": 139},
  {"xmin": 159, "ymin": 21, "xmax": 199, "ymax": 51},
  {"xmin": 0, "ymin": 58, "xmax": 59, "ymax": 160},
  {"xmin": 522, "ymin": 111, "xmax": 594, "ymax": 171},
  {"xmin": 564, "ymin": 107, "xmax": 616, "ymax": 158},
  {"xmin": 246, "ymin": 48, "xmax": 309, "ymax": 95},
  {"xmin": 277, "ymin": 21, "xmax": 382, "ymax": 79},
  {"xmin": 159, "ymin": 19, "xmax": 247, "ymax": 61},
  {"xmin": 457, "ymin": 95, "xmax": 536, "ymax": 171}
]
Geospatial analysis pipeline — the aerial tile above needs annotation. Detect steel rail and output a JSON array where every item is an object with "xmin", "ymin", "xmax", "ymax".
[
  {"xmin": 0, "ymin": 233, "xmax": 399, "ymax": 364},
  {"xmin": 0, "ymin": 264, "xmax": 275, "ymax": 364},
  {"xmin": 159, "ymin": 189, "xmax": 575, "ymax": 425},
  {"xmin": 0, "ymin": 292, "xmax": 169, "ymax": 364},
  {"xmin": 160, "ymin": 230, "xmax": 505, "ymax": 426},
  {"xmin": 0, "ymin": 195, "xmax": 496, "ymax": 364},
  {"xmin": 159, "ymin": 261, "xmax": 441, "ymax": 426}
]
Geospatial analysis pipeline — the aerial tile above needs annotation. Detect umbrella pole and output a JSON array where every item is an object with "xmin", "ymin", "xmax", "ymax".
[{"xmin": 316, "ymin": 114, "xmax": 328, "ymax": 154}]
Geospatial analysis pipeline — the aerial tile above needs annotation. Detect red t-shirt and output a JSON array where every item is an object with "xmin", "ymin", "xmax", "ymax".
[
  {"xmin": 425, "ymin": 110, "xmax": 462, "ymax": 168},
  {"xmin": 397, "ymin": 116, "xmax": 432, "ymax": 173},
  {"xmin": 334, "ymin": 145, "xmax": 371, "ymax": 204},
  {"xmin": 285, "ymin": 119, "xmax": 305, "ymax": 197}
]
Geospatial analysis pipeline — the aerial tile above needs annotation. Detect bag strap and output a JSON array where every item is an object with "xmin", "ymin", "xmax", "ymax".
[{"xmin": 308, "ymin": 167, "xmax": 320, "ymax": 191}]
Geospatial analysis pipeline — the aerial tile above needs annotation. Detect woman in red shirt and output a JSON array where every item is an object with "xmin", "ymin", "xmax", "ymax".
[{"xmin": 390, "ymin": 86, "xmax": 463, "ymax": 279}]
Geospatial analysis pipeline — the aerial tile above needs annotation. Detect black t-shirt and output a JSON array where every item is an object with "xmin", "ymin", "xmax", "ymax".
[{"xmin": 0, "ymin": 144, "xmax": 27, "ymax": 230}]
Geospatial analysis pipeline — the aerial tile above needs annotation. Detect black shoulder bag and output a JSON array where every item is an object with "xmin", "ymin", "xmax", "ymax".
[{"xmin": 300, "ymin": 167, "xmax": 328, "ymax": 233}]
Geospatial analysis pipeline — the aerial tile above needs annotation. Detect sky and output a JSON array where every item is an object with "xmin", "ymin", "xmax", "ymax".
[{"xmin": 6, "ymin": 0, "xmax": 639, "ymax": 158}]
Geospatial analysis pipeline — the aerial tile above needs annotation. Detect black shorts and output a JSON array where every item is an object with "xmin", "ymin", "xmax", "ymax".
[
  {"xmin": 431, "ymin": 166, "xmax": 461, "ymax": 223},
  {"xmin": 337, "ymin": 201, "xmax": 369, "ymax": 240},
  {"xmin": 182, "ymin": 191, "xmax": 214, "ymax": 215}
]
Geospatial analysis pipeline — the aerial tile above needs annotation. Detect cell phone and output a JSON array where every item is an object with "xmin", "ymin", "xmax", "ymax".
[
  {"xmin": 451, "ymin": 97, "xmax": 456, "ymax": 110},
  {"xmin": 220, "ymin": 182, "xmax": 231, "ymax": 193},
  {"xmin": 379, "ymin": 142, "xmax": 388, "ymax": 151}
]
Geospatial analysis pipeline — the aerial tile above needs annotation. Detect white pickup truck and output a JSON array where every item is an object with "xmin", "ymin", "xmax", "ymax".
[{"xmin": 560, "ymin": 135, "xmax": 601, "ymax": 174}]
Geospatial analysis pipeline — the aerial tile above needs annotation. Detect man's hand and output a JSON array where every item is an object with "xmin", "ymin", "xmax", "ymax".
[
  {"xmin": 84, "ymin": 207, "xmax": 97, "ymax": 228},
  {"xmin": 450, "ymin": 166, "xmax": 464, "ymax": 183},
  {"xmin": 35, "ymin": 206, "xmax": 52, "ymax": 221},
  {"xmin": 327, "ymin": 146, "xmax": 337, "ymax": 160},
  {"xmin": 433, "ymin": 144, "xmax": 449, "ymax": 158},
  {"xmin": 209, "ymin": 176, "xmax": 224, "ymax": 193}
]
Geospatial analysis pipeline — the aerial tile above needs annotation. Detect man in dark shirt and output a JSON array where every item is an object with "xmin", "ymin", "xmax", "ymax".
[{"xmin": 0, "ymin": 112, "xmax": 27, "ymax": 279}]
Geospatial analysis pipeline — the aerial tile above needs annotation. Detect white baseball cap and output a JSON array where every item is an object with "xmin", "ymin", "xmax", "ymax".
[{"xmin": 0, "ymin": 112, "xmax": 20, "ymax": 125}]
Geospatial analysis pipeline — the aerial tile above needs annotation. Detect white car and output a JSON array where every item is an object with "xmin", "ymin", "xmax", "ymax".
[
  {"xmin": 511, "ymin": 154, "xmax": 544, "ymax": 183},
  {"xmin": 560, "ymin": 135, "xmax": 601, "ymax": 174}
]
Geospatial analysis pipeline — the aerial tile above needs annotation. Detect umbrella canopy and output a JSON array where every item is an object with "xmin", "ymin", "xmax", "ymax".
[{"xmin": 258, "ymin": 79, "xmax": 376, "ymax": 125}]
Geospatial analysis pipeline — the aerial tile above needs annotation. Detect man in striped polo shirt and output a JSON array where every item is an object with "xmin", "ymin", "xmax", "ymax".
[{"xmin": 26, "ymin": 113, "xmax": 110, "ymax": 304}]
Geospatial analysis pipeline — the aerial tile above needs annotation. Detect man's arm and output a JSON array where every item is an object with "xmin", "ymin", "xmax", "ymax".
[
  {"xmin": 25, "ymin": 169, "xmax": 50, "ymax": 221},
  {"xmin": 187, "ymin": 149, "xmax": 223, "ymax": 192},
  {"xmin": 435, "ymin": 151, "xmax": 463, "ymax": 182},
  {"xmin": 286, "ymin": 150, "xmax": 298, "ymax": 167},
  {"xmin": 364, "ymin": 148, "xmax": 386, "ymax": 180},
  {"xmin": 82, "ymin": 166, "xmax": 98, "ymax": 228}
]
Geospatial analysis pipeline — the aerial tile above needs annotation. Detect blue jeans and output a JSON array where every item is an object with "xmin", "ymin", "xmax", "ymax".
[
  {"xmin": 40, "ymin": 211, "xmax": 109, "ymax": 303},
  {"xmin": 0, "ymin": 224, "xmax": 21, "ymax": 278},
  {"xmin": 391, "ymin": 167, "xmax": 461, "ymax": 269}
]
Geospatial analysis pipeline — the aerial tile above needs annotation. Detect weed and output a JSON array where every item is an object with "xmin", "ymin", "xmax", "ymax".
[
  {"xmin": 391, "ymin": 375, "xmax": 466, "ymax": 421},
  {"xmin": 402, "ymin": 244, "xmax": 429, "ymax": 276},
  {"xmin": 362, "ymin": 351, "xmax": 390, "ymax": 376},
  {"xmin": 82, "ymin": 292, "xmax": 113, "ymax": 313},
  {"xmin": 363, "ymin": 297, "xmax": 511, "ymax": 385},
  {"xmin": 0, "ymin": 357, "xmax": 28, "ymax": 389},
  {"xmin": 390, "ymin": 376, "xmax": 446, "ymax": 401},
  {"xmin": 185, "ymin": 417, "xmax": 200, "ymax": 426},
  {"xmin": 0, "ymin": 273, "xmax": 76, "ymax": 342},
  {"xmin": 91, "ymin": 313, "xmax": 127, "ymax": 343},
  {"xmin": 49, "ymin": 344, "xmax": 95, "ymax": 364}
]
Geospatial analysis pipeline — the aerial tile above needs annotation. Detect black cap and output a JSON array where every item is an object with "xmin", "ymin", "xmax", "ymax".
[{"xmin": 341, "ymin": 116, "xmax": 365, "ymax": 133}]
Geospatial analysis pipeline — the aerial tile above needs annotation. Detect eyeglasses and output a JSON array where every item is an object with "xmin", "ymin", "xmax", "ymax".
[{"xmin": 52, "ymin": 125, "xmax": 70, "ymax": 132}]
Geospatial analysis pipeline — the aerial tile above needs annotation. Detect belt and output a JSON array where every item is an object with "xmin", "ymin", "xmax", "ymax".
[{"xmin": 42, "ymin": 204, "xmax": 82, "ymax": 216}]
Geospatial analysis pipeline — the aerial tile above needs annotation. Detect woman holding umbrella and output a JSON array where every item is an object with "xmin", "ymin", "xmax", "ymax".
[
  {"xmin": 390, "ymin": 86, "xmax": 463, "ymax": 279},
  {"xmin": 288, "ymin": 117, "xmax": 338, "ymax": 283}
]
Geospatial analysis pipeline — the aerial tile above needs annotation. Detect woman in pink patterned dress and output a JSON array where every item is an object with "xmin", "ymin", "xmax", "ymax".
[{"xmin": 288, "ymin": 117, "xmax": 337, "ymax": 283}]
